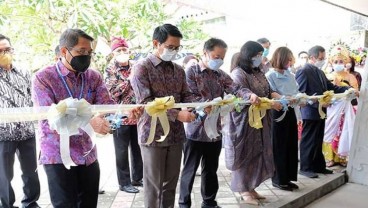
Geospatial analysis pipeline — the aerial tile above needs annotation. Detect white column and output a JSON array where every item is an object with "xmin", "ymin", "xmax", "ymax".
[{"xmin": 347, "ymin": 62, "xmax": 368, "ymax": 185}]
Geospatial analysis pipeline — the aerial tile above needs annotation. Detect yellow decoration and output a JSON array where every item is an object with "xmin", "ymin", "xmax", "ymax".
[
  {"xmin": 145, "ymin": 96, "xmax": 175, "ymax": 144},
  {"xmin": 318, "ymin": 91, "xmax": 334, "ymax": 119},
  {"xmin": 248, "ymin": 97, "xmax": 273, "ymax": 129}
]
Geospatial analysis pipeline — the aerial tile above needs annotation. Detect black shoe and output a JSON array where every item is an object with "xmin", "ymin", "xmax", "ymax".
[
  {"xmin": 272, "ymin": 182, "xmax": 293, "ymax": 191},
  {"xmin": 131, "ymin": 179, "xmax": 143, "ymax": 187},
  {"xmin": 299, "ymin": 170, "xmax": 319, "ymax": 178},
  {"xmin": 317, "ymin": 169, "xmax": 334, "ymax": 174},
  {"xmin": 288, "ymin": 182, "xmax": 299, "ymax": 189},
  {"xmin": 119, "ymin": 184, "xmax": 139, "ymax": 193},
  {"xmin": 201, "ymin": 202, "xmax": 221, "ymax": 208},
  {"xmin": 98, "ymin": 189, "xmax": 105, "ymax": 194}
]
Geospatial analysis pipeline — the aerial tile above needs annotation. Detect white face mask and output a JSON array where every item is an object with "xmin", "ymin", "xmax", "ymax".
[
  {"xmin": 314, "ymin": 60, "xmax": 325, "ymax": 69},
  {"xmin": 333, "ymin": 64, "xmax": 345, "ymax": 72},
  {"xmin": 160, "ymin": 48, "xmax": 177, "ymax": 62},
  {"xmin": 115, "ymin": 53, "xmax": 130, "ymax": 63},
  {"xmin": 345, "ymin": 63, "xmax": 352, "ymax": 69}
]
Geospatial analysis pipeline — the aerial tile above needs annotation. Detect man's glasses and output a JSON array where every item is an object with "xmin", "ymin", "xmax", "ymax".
[
  {"xmin": 0, "ymin": 47, "xmax": 14, "ymax": 55},
  {"xmin": 160, "ymin": 43, "xmax": 183, "ymax": 52},
  {"xmin": 68, "ymin": 48, "xmax": 96, "ymax": 56}
]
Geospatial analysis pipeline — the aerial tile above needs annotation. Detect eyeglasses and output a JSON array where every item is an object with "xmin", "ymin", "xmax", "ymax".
[
  {"xmin": 160, "ymin": 43, "xmax": 183, "ymax": 52},
  {"xmin": 68, "ymin": 48, "xmax": 96, "ymax": 56},
  {"xmin": 0, "ymin": 47, "xmax": 14, "ymax": 55}
]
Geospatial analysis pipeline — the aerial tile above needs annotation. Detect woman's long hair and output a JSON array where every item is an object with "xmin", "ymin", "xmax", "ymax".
[{"xmin": 232, "ymin": 41, "xmax": 264, "ymax": 74}]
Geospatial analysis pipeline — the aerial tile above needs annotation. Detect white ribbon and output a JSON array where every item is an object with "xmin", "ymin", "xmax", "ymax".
[
  {"xmin": 47, "ymin": 98, "xmax": 94, "ymax": 169},
  {"xmin": 204, "ymin": 94, "xmax": 236, "ymax": 139}
]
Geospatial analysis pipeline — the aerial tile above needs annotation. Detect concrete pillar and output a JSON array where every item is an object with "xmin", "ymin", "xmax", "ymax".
[{"xmin": 347, "ymin": 62, "xmax": 368, "ymax": 185}]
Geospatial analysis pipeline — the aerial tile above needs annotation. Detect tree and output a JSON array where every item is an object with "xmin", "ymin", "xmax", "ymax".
[{"xmin": 0, "ymin": 0, "xmax": 208, "ymax": 72}]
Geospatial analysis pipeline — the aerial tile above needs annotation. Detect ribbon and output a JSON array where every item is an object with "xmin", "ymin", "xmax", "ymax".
[
  {"xmin": 204, "ymin": 94, "xmax": 236, "ymax": 139},
  {"xmin": 248, "ymin": 97, "xmax": 273, "ymax": 129},
  {"xmin": 318, "ymin": 91, "xmax": 334, "ymax": 119},
  {"xmin": 47, "ymin": 98, "xmax": 94, "ymax": 169},
  {"xmin": 145, "ymin": 96, "xmax": 175, "ymax": 144},
  {"xmin": 274, "ymin": 96, "xmax": 290, "ymax": 122}
]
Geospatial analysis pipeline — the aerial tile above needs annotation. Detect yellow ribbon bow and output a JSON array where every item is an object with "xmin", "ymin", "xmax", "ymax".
[
  {"xmin": 318, "ymin": 91, "xmax": 334, "ymax": 119},
  {"xmin": 248, "ymin": 97, "xmax": 273, "ymax": 129},
  {"xmin": 145, "ymin": 96, "xmax": 175, "ymax": 144}
]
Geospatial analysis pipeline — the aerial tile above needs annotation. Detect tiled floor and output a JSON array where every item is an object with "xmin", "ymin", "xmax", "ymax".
[{"xmin": 10, "ymin": 134, "xmax": 344, "ymax": 208}]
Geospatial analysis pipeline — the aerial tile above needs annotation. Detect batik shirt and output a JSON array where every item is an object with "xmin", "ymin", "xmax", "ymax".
[
  {"xmin": 185, "ymin": 63, "xmax": 253, "ymax": 142},
  {"xmin": 131, "ymin": 53, "xmax": 194, "ymax": 146},
  {"xmin": 104, "ymin": 59, "xmax": 137, "ymax": 125},
  {"xmin": 0, "ymin": 67, "xmax": 35, "ymax": 141},
  {"xmin": 32, "ymin": 61, "xmax": 114, "ymax": 165}
]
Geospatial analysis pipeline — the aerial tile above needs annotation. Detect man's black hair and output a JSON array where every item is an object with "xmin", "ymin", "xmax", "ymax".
[
  {"xmin": 203, "ymin": 38, "xmax": 227, "ymax": 51},
  {"xmin": 152, "ymin": 24, "xmax": 183, "ymax": 43}
]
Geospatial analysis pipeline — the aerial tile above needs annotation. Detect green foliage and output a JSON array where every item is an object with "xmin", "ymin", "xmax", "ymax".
[{"xmin": 0, "ymin": 0, "xmax": 207, "ymax": 72}]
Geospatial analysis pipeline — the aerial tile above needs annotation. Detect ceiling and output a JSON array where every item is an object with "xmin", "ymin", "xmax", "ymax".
[{"xmin": 320, "ymin": 0, "xmax": 368, "ymax": 17}]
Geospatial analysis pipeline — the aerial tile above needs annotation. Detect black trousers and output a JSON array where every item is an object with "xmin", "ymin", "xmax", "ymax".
[
  {"xmin": 179, "ymin": 139, "xmax": 222, "ymax": 207},
  {"xmin": 271, "ymin": 108, "xmax": 298, "ymax": 185},
  {"xmin": 44, "ymin": 161, "xmax": 100, "ymax": 208},
  {"xmin": 0, "ymin": 138, "xmax": 40, "ymax": 208},
  {"xmin": 300, "ymin": 119, "xmax": 326, "ymax": 172},
  {"xmin": 113, "ymin": 125, "xmax": 143, "ymax": 186}
]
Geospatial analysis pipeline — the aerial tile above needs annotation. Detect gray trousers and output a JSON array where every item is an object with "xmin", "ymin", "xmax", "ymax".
[{"xmin": 141, "ymin": 144, "xmax": 183, "ymax": 208}]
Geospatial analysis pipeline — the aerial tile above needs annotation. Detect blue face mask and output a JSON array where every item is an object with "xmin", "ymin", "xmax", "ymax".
[
  {"xmin": 333, "ymin": 64, "xmax": 345, "ymax": 72},
  {"xmin": 262, "ymin": 48, "xmax": 269, "ymax": 57},
  {"xmin": 252, "ymin": 56, "xmax": 262, "ymax": 67},
  {"xmin": 208, "ymin": 58, "xmax": 224, "ymax": 71}
]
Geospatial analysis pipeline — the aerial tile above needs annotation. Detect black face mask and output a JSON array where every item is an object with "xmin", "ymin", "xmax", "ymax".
[{"xmin": 67, "ymin": 49, "xmax": 91, "ymax": 73}]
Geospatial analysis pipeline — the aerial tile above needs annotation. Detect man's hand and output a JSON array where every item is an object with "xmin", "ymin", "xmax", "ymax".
[
  {"xmin": 90, "ymin": 114, "xmax": 110, "ymax": 135},
  {"xmin": 177, "ymin": 110, "xmax": 196, "ymax": 123},
  {"xmin": 322, "ymin": 103, "xmax": 331, "ymax": 108},
  {"xmin": 355, "ymin": 90, "xmax": 360, "ymax": 98},
  {"xmin": 204, "ymin": 106, "xmax": 212, "ymax": 114},
  {"xmin": 249, "ymin": 93, "xmax": 260, "ymax": 104},
  {"xmin": 129, "ymin": 106, "xmax": 144, "ymax": 119}
]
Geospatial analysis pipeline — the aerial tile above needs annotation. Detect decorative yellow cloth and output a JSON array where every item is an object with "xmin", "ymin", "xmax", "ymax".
[
  {"xmin": 318, "ymin": 91, "xmax": 334, "ymax": 119},
  {"xmin": 248, "ymin": 97, "xmax": 273, "ymax": 129},
  {"xmin": 145, "ymin": 96, "xmax": 175, "ymax": 144}
]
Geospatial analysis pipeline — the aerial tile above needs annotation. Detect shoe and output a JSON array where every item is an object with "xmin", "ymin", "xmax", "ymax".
[
  {"xmin": 98, "ymin": 189, "xmax": 105, "ymax": 194},
  {"xmin": 317, "ymin": 169, "xmax": 333, "ymax": 174},
  {"xmin": 131, "ymin": 180, "xmax": 143, "ymax": 187},
  {"xmin": 272, "ymin": 182, "xmax": 293, "ymax": 191},
  {"xmin": 201, "ymin": 202, "xmax": 221, "ymax": 208},
  {"xmin": 326, "ymin": 160, "xmax": 336, "ymax": 167},
  {"xmin": 299, "ymin": 170, "xmax": 319, "ymax": 178},
  {"xmin": 239, "ymin": 193, "xmax": 259, "ymax": 206},
  {"xmin": 250, "ymin": 190, "xmax": 266, "ymax": 199},
  {"xmin": 119, "ymin": 184, "xmax": 139, "ymax": 193},
  {"xmin": 288, "ymin": 182, "xmax": 299, "ymax": 189}
]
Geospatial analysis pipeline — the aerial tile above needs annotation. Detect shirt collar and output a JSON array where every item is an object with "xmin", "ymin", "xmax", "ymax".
[
  {"xmin": 199, "ymin": 60, "xmax": 208, "ymax": 72},
  {"xmin": 57, "ymin": 61, "xmax": 71, "ymax": 76},
  {"xmin": 274, "ymin": 68, "xmax": 291, "ymax": 79},
  {"xmin": 148, "ymin": 53, "xmax": 164, "ymax": 67},
  {"xmin": 113, "ymin": 59, "xmax": 131, "ymax": 71}
]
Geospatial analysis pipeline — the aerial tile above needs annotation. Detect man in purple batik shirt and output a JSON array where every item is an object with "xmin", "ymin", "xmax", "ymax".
[{"xmin": 32, "ymin": 29, "xmax": 114, "ymax": 208}]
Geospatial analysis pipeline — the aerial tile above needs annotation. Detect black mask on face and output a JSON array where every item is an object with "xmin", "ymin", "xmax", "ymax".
[{"xmin": 66, "ymin": 49, "xmax": 91, "ymax": 73}]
